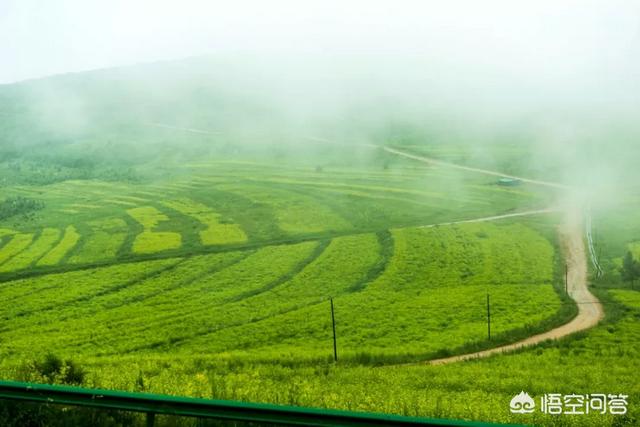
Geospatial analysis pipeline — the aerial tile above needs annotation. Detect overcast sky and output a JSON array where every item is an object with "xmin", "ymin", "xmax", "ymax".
[{"xmin": 1, "ymin": 0, "xmax": 639, "ymax": 89}]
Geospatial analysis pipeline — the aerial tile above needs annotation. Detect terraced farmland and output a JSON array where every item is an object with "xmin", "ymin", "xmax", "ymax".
[
  {"xmin": 161, "ymin": 198, "xmax": 247, "ymax": 245},
  {"xmin": 1, "ymin": 14, "xmax": 639, "ymax": 425},
  {"xmin": 37, "ymin": 225, "xmax": 80, "ymax": 266},
  {"xmin": 0, "ymin": 156, "xmax": 565, "ymax": 365},
  {"xmin": 3, "ymin": 151, "xmax": 628, "ymax": 426},
  {"xmin": 0, "ymin": 219, "xmax": 562, "ymax": 361},
  {"xmin": 0, "ymin": 159, "xmax": 552, "ymax": 277},
  {"xmin": 127, "ymin": 206, "xmax": 183, "ymax": 254}
]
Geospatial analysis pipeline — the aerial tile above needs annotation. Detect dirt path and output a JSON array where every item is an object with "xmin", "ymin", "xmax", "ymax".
[
  {"xmin": 426, "ymin": 207, "xmax": 603, "ymax": 365},
  {"xmin": 146, "ymin": 123, "xmax": 222, "ymax": 135},
  {"xmin": 382, "ymin": 146, "xmax": 570, "ymax": 190},
  {"xmin": 420, "ymin": 208, "xmax": 559, "ymax": 228},
  {"xmin": 380, "ymin": 146, "xmax": 604, "ymax": 365},
  {"xmin": 140, "ymin": 131, "xmax": 603, "ymax": 362}
]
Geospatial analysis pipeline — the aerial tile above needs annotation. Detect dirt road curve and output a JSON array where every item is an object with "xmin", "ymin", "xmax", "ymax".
[
  {"xmin": 145, "ymin": 130, "xmax": 604, "ymax": 363},
  {"xmin": 380, "ymin": 146, "xmax": 604, "ymax": 365},
  {"xmin": 427, "ymin": 207, "xmax": 604, "ymax": 365}
]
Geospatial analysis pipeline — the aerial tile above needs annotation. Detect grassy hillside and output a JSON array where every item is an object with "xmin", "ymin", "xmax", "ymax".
[
  {"xmin": 75, "ymin": 289, "xmax": 633, "ymax": 427},
  {"xmin": 0, "ymin": 157, "xmax": 552, "ymax": 278},
  {"xmin": 0, "ymin": 60, "xmax": 637, "ymax": 426}
]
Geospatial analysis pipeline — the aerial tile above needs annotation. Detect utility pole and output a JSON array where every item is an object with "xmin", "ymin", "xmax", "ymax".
[
  {"xmin": 330, "ymin": 297, "xmax": 338, "ymax": 362},
  {"xmin": 486, "ymin": 293, "xmax": 491, "ymax": 341}
]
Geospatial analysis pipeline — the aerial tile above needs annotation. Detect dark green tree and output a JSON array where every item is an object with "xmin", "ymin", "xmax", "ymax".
[{"xmin": 621, "ymin": 251, "xmax": 640, "ymax": 289}]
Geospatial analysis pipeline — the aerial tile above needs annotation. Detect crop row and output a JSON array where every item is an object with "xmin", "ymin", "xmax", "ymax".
[
  {"xmin": 218, "ymin": 183, "xmax": 352, "ymax": 235},
  {"xmin": 0, "ymin": 241, "xmax": 320, "ymax": 355},
  {"xmin": 0, "ymin": 158, "xmax": 551, "ymax": 274},
  {"xmin": 174, "ymin": 223, "xmax": 558, "ymax": 359},
  {"xmin": 37, "ymin": 225, "xmax": 80, "ymax": 266},
  {"xmin": 68, "ymin": 218, "xmax": 130, "ymax": 264},
  {"xmin": 0, "ymin": 233, "xmax": 34, "ymax": 266},
  {"xmin": 161, "ymin": 198, "xmax": 247, "ymax": 245},
  {"xmin": 0, "ymin": 228, "xmax": 60, "ymax": 272},
  {"xmin": 127, "ymin": 206, "xmax": 182, "ymax": 254},
  {"xmin": 0, "ymin": 223, "xmax": 560, "ymax": 363}
]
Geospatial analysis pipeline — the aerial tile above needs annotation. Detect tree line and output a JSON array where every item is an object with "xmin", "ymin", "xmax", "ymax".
[
  {"xmin": 621, "ymin": 250, "xmax": 640, "ymax": 289},
  {"xmin": 0, "ymin": 196, "xmax": 44, "ymax": 221}
]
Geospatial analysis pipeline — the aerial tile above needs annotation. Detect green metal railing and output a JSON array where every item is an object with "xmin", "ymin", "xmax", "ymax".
[{"xmin": 0, "ymin": 381, "xmax": 519, "ymax": 426}]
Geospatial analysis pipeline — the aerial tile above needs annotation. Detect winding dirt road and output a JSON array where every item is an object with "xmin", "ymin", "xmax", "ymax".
[
  {"xmin": 382, "ymin": 147, "xmax": 604, "ymax": 365},
  {"xmin": 428, "ymin": 207, "xmax": 604, "ymax": 365},
  {"xmin": 148, "ymin": 125, "xmax": 605, "ymax": 363}
]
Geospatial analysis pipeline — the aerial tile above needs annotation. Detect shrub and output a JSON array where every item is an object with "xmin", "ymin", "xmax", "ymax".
[
  {"xmin": 34, "ymin": 354, "xmax": 86, "ymax": 385},
  {"xmin": 0, "ymin": 196, "xmax": 44, "ymax": 221}
]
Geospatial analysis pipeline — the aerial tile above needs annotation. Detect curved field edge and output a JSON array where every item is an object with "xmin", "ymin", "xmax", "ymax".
[
  {"xmin": 0, "ymin": 220, "xmax": 570, "ymax": 365},
  {"xmin": 1, "ymin": 289, "xmax": 632, "ymax": 427},
  {"xmin": 0, "ymin": 157, "xmax": 554, "ymax": 277}
]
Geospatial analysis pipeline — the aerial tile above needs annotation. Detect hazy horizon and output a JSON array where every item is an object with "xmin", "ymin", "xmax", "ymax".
[
  {"xmin": 1, "ymin": 3, "xmax": 640, "ymax": 425},
  {"xmin": 2, "ymin": 0, "xmax": 639, "ymax": 208},
  {"xmin": 2, "ymin": 0, "xmax": 639, "ymax": 88}
]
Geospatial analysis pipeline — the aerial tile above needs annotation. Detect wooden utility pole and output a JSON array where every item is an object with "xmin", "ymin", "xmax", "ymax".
[
  {"xmin": 330, "ymin": 297, "xmax": 338, "ymax": 362},
  {"xmin": 486, "ymin": 293, "xmax": 491, "ymax": 341}
]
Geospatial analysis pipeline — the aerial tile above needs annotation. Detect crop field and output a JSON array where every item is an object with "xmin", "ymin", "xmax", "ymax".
[
  {"xmin": 0, "ymin": 137, "xmax": 635, "ymax": 427},
  {"xmin": 0, "ymin": 157, "xmax": 553, "ymax": 277},
  {"xmin": 37, "ymin": 225, "xmax": 80, "ymax": 266},
  {"xmin": 0, "ymin": 210, "xmax": 563, "ymax": 359},
  {"xmin": 2, "ymin": 6, "xmax": 639, "ymax": 425},
  {"xmin": 73, "ymin": 289, "xmax": 634, "ymax": 427},
  {"xmin": 0, "ymin": 233, "xmax": 34, "ymax": 266},
  {"xmin": 161, "ymin": 198, "xmax": 247, "ymax": 245},
  {"xmin": 127, "ymin": 206, "xmax": 183, "ymax": 254}
]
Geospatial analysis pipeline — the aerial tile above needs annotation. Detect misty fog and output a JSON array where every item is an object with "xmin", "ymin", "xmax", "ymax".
[
  {"xmin": 1, "ymin": 4, "xmax": 640, "ymax": 424},
  {"xmin": 1, "ymin": 0, "xmax": 639, "ymax": 202}
]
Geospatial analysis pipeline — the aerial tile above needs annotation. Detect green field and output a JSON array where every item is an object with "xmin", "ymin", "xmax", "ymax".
[
  {"xmin": 72, "ymin": 289, "xmax": 633, "ymax": 427},
  {"xmin": 0, "ymin": 63, "xmax": 638, "ymax": 427},
  {"xmin": 0, "ymin": 156, "xmax": 553, "ymax": 276}
]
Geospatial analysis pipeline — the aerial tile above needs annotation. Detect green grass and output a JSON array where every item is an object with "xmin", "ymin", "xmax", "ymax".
[
  {"xmin": 0, "ymin": 233, "xmax": 34, "ymax": 265},
  {"xmin": 1, "ymin": 59, "xmax": 638, "ymax": 427},
  {"xmin": 0, "ymin": 228, "xmax": 17, "ymax": 237},
  {"xmin": 37, "ymin": 225, "xmax": 80, "ymax": 266},
  {"xmin": 218, "ymin": 183, "xmax": 353, "ymax": 234},
  {"xmin": 0, "ymin": 228, "xmax": 60, "ymax": 272},
  {"xmin": 0, "ymin": 258, "xmax": 182, "ymax": 331},
  {"xmin": 0, "ymin": 158, "xmax": 553, "ymax": 276},
  {"xmin": 0, "ymin": 148, "xmax": 615, "ymax": 426},
  {"xmin": 127, "ymin": 206, "xmax": 182, "ymax": 254},
  {"xmin": 130, "ymin": 231, "xmax": 182, "ymax": 254},
  {"xmin": 68, "ymin": 219, "xmax": 128, "ymax": 264},
  {"xmin": 161, "ymin": 198, "xmax": 247, "ymax": 245},
  {"xmin": 15, "ymin": 289, "xmax": 629, "ymax": 427},
  {"xmin": 0, "ymin": 220, "xmax": 562, "ymax": 365}
]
